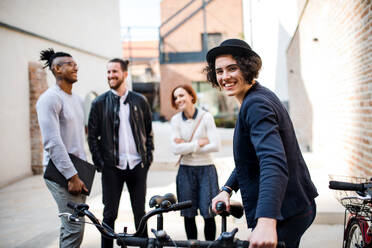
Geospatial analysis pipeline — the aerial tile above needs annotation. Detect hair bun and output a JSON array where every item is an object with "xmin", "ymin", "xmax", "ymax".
[{"xmin": 40, "ymin": 48, "xmax": 56, "ymax": 68}]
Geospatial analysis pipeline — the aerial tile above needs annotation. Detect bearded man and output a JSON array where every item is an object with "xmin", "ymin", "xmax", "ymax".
[{"xmin": 87, "ymin": 58, "xmax": 153, "ymax": 248}]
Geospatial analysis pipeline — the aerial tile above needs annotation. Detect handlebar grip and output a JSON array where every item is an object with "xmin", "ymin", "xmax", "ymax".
[
  {"xmin": 170, "ymin": 200, "xmax": 192, "ymax": 211},
  {"xmin": 329, "ymin": 181, "xmax": 365, "ymax": 191},
  {"xmin": 214, "ymin": 201, "xmax": 243, "ymax": 218},
  {"xmin": 229, "ymin": 201, "xmax": 244, "ymax": 219},
  {"xmin": 216, "ymin": 201, "xmax": 226, "ymax": 212},
  {"xmin": 236, "ymin": 240, "xmax": 286, "ymax": 248}
]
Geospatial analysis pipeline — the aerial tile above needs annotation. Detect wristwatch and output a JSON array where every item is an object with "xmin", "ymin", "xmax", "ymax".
[{"xmin": 220, "ymin": 185, "xmax": 233, "ymax": 196}]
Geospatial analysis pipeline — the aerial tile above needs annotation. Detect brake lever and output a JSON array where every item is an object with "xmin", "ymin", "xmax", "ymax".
[
  {"xmin": 217, "ymin": 228, "xmax": 238, "ymax": 241},
  {"xmin": 58, "ymin": 212, "xmax": 71, "ymax": 218},
  {"xmin": 58, "ymin": 212, "xmax": 79, "ymax": 222}
]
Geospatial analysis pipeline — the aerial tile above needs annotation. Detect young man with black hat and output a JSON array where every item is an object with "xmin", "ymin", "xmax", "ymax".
[
  {"xmin": 206, "ymin": 39, "xmax": 318, "ymax": 248},
  {"xmin": 37, "ymin": 49, "xmax": 87, "ymax": 248}
]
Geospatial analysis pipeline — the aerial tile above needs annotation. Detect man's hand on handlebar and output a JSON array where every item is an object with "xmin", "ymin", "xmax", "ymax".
[
  {"xmin": 248, "ymin": 217, "xmax": 277, "ymax": 248},
  {"xmin": 68, "ymin": 174, "xmax": 88, "ymax": 195},
  {"xmin": 211, "ymin": 191, "xmax": 231, "ymax": 213}
]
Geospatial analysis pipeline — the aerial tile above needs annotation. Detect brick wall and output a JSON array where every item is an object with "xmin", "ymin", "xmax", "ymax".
[
  {"xmin": 287, "ymin": 0, "xmax": 372, "ymax": 176},
  {"xmin": 159, "ymin": 0, "xmax": 243, "ymax": 118},
  {"xmin": 160, "ymin": 0, "xmax": 243, "ymax": 52},
  {"xmin": 160, "ymin": 63, "xmax": 207, "ymax": 119},
  {"xmin": 29, "ymin": 62, "xmax": 48, "ymax": 174}
]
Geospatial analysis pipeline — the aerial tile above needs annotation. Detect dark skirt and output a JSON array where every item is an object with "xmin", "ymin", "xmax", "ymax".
[{"xmin": 176, "ymin": 164, "xmax": 219, "ymax": 218}]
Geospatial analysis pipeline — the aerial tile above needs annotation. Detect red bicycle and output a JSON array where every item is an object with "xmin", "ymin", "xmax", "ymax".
[{"xmin": 329, "ymin": 176, "xmax": 372, "ymax": 248}]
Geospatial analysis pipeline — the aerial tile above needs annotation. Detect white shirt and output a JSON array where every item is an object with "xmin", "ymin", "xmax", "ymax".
[
  {"xmin": 112, "ymin": 89, "xmax": 142, "ymax": 170},
  {"xmin": 170, "ymin": 108, "xmax": 220, "ymax": 166},
  {"xmin": 36, "ymin": 84, "xmax": 86, "ymax": 179}
]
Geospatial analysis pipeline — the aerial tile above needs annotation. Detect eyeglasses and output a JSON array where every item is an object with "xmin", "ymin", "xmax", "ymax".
[{"xmin": 57, "ymin": 61, "xmax": 78, "ymax": 68}]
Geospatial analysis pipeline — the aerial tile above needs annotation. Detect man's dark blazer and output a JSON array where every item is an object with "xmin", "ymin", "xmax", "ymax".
[{"xmin": 225, "ymin": 82, "xmax": 318, "ymax": 228}]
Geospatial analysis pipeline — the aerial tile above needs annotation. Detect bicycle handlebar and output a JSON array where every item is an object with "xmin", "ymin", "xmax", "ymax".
[
  {"xmin": 133, "ymin": 200, "xmax": 192, "ymax": 236},
  {"xmin": 168, "ymin": 200, "xmax": 192, "ymax": 211},
  {"xmin": 115, "ymin": 236, "xmax": 286, "ymax": 248},
  {"xmin": 66, "ymin": 200, "xmax": 285, "ymax": 247},
  {"xmin": 215, "ymin": 201, "xmax": 244, "ymax": 219},
  {"xmin": 116, "ymin": 236, "xmax": 285, "ymax": 248},
  {"xmin": 66, "ymin": 200, "xmax": 193, "ymax": 238},
  {"xmin": 329, "ymin": 180, "xmax": 372, "ymax": 191}
]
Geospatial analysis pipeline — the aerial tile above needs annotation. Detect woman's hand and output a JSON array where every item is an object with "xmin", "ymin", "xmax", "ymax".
[
  {"xmin": 174, "ymin": 138, "xmax": 185, "ymax": 144},
  {"xmin": 198, "ymin": 137, "xmax": 210, "ymax": 147},
  {"xmin": 248, "ymin": 217, "xmax": 277, "ymax": 248}
]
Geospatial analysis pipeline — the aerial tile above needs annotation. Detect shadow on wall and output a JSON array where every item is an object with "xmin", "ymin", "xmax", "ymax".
[{"xmin": 286, "ymin": 29, "xmax": 313, "ymax": 152}]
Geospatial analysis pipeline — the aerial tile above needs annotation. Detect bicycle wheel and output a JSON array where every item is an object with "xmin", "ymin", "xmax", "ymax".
[{"xmin": 345, "ymin": 219, "xmax": 365, "ymax": 248}]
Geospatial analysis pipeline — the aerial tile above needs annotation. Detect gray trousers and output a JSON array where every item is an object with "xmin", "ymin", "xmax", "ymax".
[{"xmin": 45, "ymin": 179, "xmax": 86, "ymax": 248}]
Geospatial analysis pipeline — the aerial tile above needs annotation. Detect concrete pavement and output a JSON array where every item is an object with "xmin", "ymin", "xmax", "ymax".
[{"xmin": 0, "ymin": 121, "xmax": 345, "ymax": 247}]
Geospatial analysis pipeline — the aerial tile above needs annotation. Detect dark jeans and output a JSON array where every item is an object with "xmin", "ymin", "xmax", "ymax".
[
  {"xmin": 276, "ymin": 200, "xmax": 317, "ymax": 248},
  {"xmin": 101, "ymin": 164, "xmax": 148, "ymax": 248}
]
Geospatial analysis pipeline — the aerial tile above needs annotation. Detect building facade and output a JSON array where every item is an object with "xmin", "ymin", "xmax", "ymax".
[
  {"xmin": 287, "ymin": 0, "xmax": 372, "ymax": 176},
  {"xmin": 159, "ymin": 0, "xmax": 243, "ymax": 120},
  {"xmin": 122, "ymin": 40, "xmax": 161, "ymax": 118},
  {"xmin": 242, "ymin": 0, "xmax": 300, "ymax": 109},
  {"xmin": 122, "ymin": 40, "xmax": 160, "ymax": 83},
  {"xmin": 0, "ymin": 0, "xmax": 122, "ymax": 187}
]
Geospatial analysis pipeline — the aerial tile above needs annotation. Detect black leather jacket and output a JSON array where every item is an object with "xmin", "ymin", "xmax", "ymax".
[{"xmin": 87, "ymin": 90, "xmax": 154, "ymax": 171}]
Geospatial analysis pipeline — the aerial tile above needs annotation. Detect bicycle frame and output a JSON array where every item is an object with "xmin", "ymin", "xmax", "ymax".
[{"xmin": 329, "ymin": 178, "xmax": 372, "ymax": 248}]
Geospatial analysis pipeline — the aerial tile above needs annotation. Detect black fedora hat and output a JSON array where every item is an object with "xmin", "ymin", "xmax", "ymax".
[{"xmin": 206, "ymin": 38, "xmax": 260, "ymax": 63}]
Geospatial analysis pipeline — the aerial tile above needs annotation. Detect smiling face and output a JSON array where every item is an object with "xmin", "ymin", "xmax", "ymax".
[
  {"xmin": 173, "ymin": 87, "xmax": 194, "ymax": 111},
  {"xmin": 215, "ymin": 54, "xmax": 252, "ymax": 103},
  {"xmin": 53, "ymin": 56, "xmax": 78, "ymax": 83},
  {"xmin": 107, "ymin": 62, "xmax": 128, "ymax": 90}
]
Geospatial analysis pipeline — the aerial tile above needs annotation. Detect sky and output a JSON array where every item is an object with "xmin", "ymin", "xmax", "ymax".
[{"xmin": 120, "ymin": 0, "xmax": 162, "ymax": 41}]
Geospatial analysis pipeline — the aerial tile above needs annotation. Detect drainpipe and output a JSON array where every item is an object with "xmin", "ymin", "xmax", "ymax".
[{"xmin": 202, "ymin": 0, "xmax": 208, "ymax": 53}]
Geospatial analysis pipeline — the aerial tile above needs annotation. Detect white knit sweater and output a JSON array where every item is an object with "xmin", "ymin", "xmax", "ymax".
[
  {"xmin": 36, "ymin": 85, "xmax": 86, "ymax": 179},
  {"xmin": 170, "ymin": 108, "xmax": 220, "ymax": 166}
]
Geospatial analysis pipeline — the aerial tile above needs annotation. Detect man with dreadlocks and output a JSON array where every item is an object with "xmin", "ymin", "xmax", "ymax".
[{"xmin": 36, "ymin": 48, "xmax": 87, "ymax": 248}]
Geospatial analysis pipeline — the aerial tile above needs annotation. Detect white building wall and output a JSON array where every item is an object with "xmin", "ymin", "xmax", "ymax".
[
  {"xmin": 0, "ymin": 0, "xmax": 122, "ymax": 187},
  {"xmin": 0, "ymin": 0, "xmax": 121, "ymax": 58},
  {"xmin": 243, "ymin": 0, "xmax": 299, "ymax": 102}
]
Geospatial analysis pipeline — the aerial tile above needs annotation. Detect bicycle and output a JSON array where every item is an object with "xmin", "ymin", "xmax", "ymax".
[
  {"xmin": 60, "ymin": 193, "xmax": 285, "ymax": 247},
  {"xmin": 329, "ymin": 176, "xmax": 372, "ymax": 248}
]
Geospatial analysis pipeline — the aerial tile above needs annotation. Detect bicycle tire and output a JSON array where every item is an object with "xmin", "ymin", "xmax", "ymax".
[{"xmin": 345, "ymin": 219, "xmax": 365, "ymax": 248}]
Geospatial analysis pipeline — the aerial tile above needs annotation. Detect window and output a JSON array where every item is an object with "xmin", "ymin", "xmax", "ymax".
[{"xmin": 201, "ymin": 33, "xmax": 222, "ymax": 51}]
